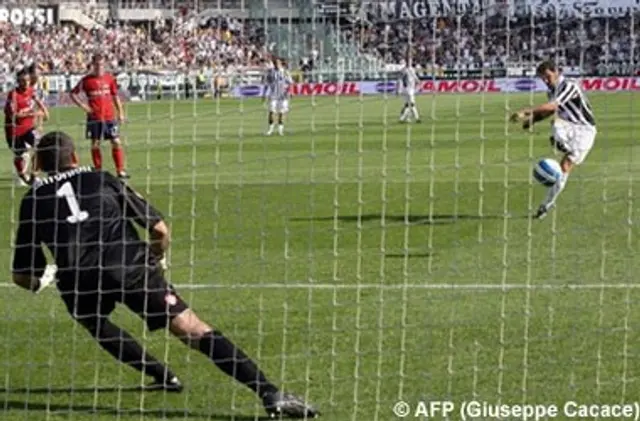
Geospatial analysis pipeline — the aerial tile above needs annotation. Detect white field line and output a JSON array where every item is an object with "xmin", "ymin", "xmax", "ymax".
[
  {"xmin": 0, "ymin": 282, "xmax": 638, "ymax": 291},
  {"xmin": 122, "ymin": 166, "xmax": 640, "ymax": 185},
  {"xmin": 142, "ymin": 177, "xmax": 638, "ymax": 186}
]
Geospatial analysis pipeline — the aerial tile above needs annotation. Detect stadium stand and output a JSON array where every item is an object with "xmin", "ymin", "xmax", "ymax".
[{"xmin": 0, "ymin": 0, "xmax": 637, "ymax": 76}]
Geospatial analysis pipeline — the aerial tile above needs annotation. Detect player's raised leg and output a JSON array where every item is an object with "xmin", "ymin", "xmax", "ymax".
[
  {"xmin": 535, "ymin": 126, "xmax": 595, "ymax": 219},
  {"xmin": 535, "ymin": 155, "xmax": 572, "ymax": 219}
]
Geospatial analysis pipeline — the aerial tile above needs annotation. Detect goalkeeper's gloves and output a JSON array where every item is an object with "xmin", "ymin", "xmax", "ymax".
[{"xmin": 35, "ymin": 264, "xmax": 57, "ymax": 294}]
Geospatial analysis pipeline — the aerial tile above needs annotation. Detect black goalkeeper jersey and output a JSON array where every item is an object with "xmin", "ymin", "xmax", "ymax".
[{"xmin": 12, "ymin": 167, "xmax": 164, "ymax": 289}]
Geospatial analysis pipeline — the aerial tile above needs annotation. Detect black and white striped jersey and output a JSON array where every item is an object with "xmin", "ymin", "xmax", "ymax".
[
  {"xmin": 547, "ymin": 76, "xmax": 596, "ymax": 126},
  {"xmin": 264, "ymin": 67, "xmax": 292, "ymax": 100}
]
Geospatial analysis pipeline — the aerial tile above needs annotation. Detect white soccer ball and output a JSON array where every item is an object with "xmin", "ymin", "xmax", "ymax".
[{"xmin": 533, "ymin": 158, "xmax": 562, "ymax": 187}]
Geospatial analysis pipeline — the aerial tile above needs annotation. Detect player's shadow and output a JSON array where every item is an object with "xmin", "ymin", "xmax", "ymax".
[
  {"xmin": 0, "ymin": 385, "xmax": 157, "ymax": 394},
  {"xmin": 291, "ymin": 213, "xmax": 521, "ymax": 225},
  {"xmin": 384, "ymin": 252, "xmax": 433, "ymax": 258},
  {"xmin": 2, "ymin": 399, "xmax": 268, "ymax": 420}
]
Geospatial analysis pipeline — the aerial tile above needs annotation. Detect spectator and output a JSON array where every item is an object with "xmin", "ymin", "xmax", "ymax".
[
  {"xmin": 0, "ymin": 18, "xmax": 268, "ymax": 74},
  {"xmin": 342, "ymin": 10, "xmax": 640, "ymax": 72},
  {"xmin": 0, "ymin": 8, "xmax": 637, "ymax": 75}
]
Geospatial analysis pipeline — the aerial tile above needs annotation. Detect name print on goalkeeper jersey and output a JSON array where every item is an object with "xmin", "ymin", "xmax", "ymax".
[{"xmin": 12, "ymin": 166, "xmax": 162, "ymax": 286}]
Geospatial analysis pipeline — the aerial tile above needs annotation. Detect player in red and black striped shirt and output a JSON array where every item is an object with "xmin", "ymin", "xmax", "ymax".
[{"xmin": 70, "ymin": 54, "xmax": 128, "ymax": 179}]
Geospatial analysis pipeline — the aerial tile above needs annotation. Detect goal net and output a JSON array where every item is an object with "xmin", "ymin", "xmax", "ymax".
[{"xmin": 2, "ymin": 0, "xmax": 640, "ymax": 420}]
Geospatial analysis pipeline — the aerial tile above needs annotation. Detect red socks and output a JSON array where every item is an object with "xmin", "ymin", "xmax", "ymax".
[
  {"xmin": 91, "ymin": 148, "xmax": 102, "ymax": 169},
  {"xmin": 92, "ymin": 146, "xmax": 125, "ymax": 173},
  {"xmin": 112, "ymin": 146, "xmax": 125, "ymax": 174},
  {"xmin": 13, "ymin": 157, "xmax": 24, "ymax": 175}
]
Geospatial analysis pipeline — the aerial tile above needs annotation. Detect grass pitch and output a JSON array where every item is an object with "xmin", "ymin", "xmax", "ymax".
[{"xmin": 0, "ymin": 91, "xmax": 639, "ymax": 420}]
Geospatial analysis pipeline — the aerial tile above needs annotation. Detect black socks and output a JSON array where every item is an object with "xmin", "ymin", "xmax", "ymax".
[
  {"xmin": 198, "ymin": 330, "xmax": 278, "ymax": 397},
  {"xmin": 85, "ymin": 318, "xmax": 175, "ymax": 384}
]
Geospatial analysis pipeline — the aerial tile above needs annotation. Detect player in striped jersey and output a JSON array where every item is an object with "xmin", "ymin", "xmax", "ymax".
[
  {"xmin": 263, "ymin": 58, "xmax": 293, "ymax": 136},
  {"xmin": 511, "ymin": 60, "xmax": 597, "ymax": 220},
  {"xmin": 397, "ymin": 57, "xmax": 421, "ymax": 123}
]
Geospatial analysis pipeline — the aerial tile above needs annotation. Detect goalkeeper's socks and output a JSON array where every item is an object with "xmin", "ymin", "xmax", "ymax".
[
  {"xmin": 91, "ymin": 147, "xmax": 103, "ymax": 169},
  {"xmin": 90, "ymin": 319, "xmax": 177, "ymax": 384},
  {"xmin": 198, "ymin": 330, "xmax": 279, "ymax": 397}
]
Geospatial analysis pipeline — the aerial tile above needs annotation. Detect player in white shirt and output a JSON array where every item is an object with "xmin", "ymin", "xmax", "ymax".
[
  {"xmin": 397, "ymin": 57, "xmax": 421, "ymax": 123},
  {"xmin": 511, "ymin": 60, "xmax": 597, "ymax": 220},
  {"xmin": 263, "ymin": 58, "xmax": 293, "ymax": 136}
]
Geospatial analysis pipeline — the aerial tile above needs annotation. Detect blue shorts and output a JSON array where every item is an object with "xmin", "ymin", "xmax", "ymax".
[{"xmin": 86, "ymin": 120, "xmax": 119, "ymax": 141}]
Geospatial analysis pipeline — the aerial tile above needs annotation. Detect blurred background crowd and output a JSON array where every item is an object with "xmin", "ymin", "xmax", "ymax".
[{"xmin": 0, "ymin": 0, "xmax": 638, "ymax": 76}]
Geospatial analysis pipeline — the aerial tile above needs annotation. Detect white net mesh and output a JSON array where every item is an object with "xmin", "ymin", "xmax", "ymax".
[{"xmin": 1, "ymin": 0, "xmax": 640, "ymax": 420}]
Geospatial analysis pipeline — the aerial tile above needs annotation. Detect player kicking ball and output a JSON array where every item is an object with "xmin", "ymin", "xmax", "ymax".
[
  {"xmin": 70, "ymin": 53, "xmax": 129, "ymax": 179},
  {"xmin": 510, "ymin": 60, "xmax": 596, "ymax": 220},
  {"xmin": 12, "ymin": 131, "xmax": 318, "ymax": 419},
  {"xmin": 263, "ymin": 58, "xmax": 293, "ymax": 136},
  {"xmin": 3, "ymin": 68, "xmax": 49, "ymax": 186},
  {"xmin": 397, "ymin": 56, "xmax": 420, "ymax": 123}
]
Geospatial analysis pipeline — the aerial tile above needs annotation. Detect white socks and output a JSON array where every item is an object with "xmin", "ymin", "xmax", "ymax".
[
  {"xmin": 542, "ymin": 172, "xmax": 568, "ymax": 210},
  {"xmin": 400, "ymin": 105, "xmax": 419, "ymax": 121},
  {"xmin": 266, "ymin": 124, "xmax": 284, "ymax": 135}
]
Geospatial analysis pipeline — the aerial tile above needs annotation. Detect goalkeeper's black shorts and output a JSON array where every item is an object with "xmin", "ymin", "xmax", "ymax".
[{"xmin": 58, "ymin": 269, "xmax": 189, "ymax": 331}]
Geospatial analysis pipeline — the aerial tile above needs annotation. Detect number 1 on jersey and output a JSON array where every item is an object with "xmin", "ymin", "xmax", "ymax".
[{"xmin": 56, "ymin": 181, "xmax": 89, "ymax": 223}]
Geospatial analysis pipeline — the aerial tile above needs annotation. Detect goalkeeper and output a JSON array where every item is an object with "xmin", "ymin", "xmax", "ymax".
[{"xmin": 11, "ymin": 131, "xmax": 318, "ymax": 419}]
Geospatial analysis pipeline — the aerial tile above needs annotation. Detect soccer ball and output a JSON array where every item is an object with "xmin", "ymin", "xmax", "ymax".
[{"xmin": 533, "ymin": 158, "xmax": 562, "ymax": 187}]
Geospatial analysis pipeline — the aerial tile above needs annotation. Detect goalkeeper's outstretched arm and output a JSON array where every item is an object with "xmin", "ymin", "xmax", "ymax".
[{"xmin": 12, "ymin": 195, "xmax": 57, "ymax": 293}]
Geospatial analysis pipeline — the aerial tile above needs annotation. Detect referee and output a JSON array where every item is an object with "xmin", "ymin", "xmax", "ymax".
[{"xmin": 12, "ymin": 131, "xmax": 318, "ymax": 419}]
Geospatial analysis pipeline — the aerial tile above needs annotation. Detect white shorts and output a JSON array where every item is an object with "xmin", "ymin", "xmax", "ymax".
[
  {"xmin": 269, "ymin": 99, "xmax": 289, "ymax": 114},
  {"xmin": 404, "ymin": 90, "xmax": 416, "ymax": 105},
  {"xmin": 551, "ymin": 119, "xmax": 596, "ymax": 165}
]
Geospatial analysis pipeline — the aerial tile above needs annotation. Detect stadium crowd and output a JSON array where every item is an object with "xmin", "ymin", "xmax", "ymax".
[
  {"xmin": 0, "ymin": 17, "xmax": 265, "ymax": 74},
  {"xmin": 0, "ymin": 5, "xmax": 638, "ymax": 74},
  {"xmin": 347, "ymin": 11, "xmax": 639, "ymax": 71}
]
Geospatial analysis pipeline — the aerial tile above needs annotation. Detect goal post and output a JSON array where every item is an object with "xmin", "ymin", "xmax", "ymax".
[{"xmin": 2, "ymin": 1, "xmax": 640, "ymax": 420}]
